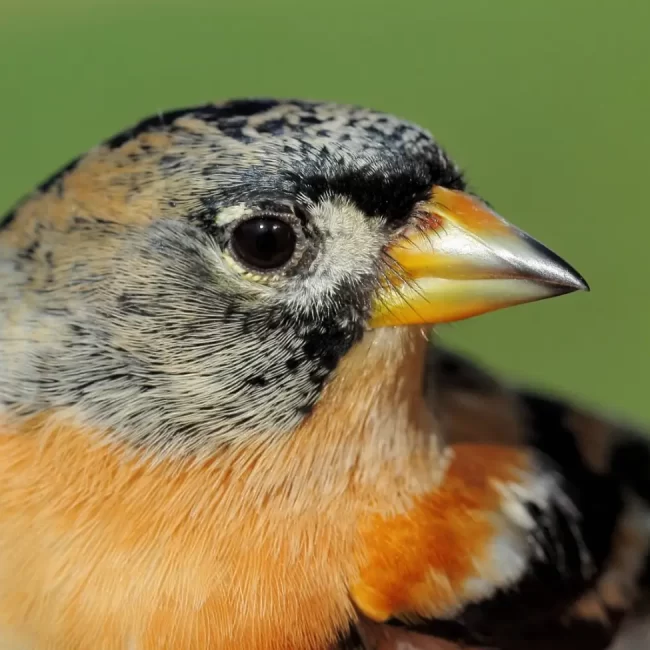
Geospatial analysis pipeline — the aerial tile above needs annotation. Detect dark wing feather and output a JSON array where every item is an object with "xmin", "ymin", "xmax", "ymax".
[{"xmin": 390, "ymin": 347, "xmax": 650, "ymax": 649}]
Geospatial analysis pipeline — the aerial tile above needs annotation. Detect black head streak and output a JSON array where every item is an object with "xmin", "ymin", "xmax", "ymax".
[
  {"xmin": 103, "ymin": 100, "xmax": 280, "ymax": 150},
  {"xmin": 193, "ymin": 99, "xmax": 280, "ymax": 122},
  {"xmin": 159, "ymin": 154, "xmax": 184, "ymax": 171},
  {"xmin": 265, "ymin": 315, "xmax": 282, "ymax": 331},
  {"xmin": 294, "ymin": 168, "xmax": 434, "ymax": 224},
  {"xmin": 200, "ymin": 163, "xmax": 220, "ymax": 178},
  {"xmin": 71, "ymin": 216, "xmax": 92, "ymax": 227},
  {"xmin": 302, "ymin": 338, "xmax": 320, "ymax": 360},
  {"xmin": 43, "ymin": 307, "xmax": 70, "ymax": 317},
  {"xmin": 222, "ymin": 303, "xmax": 236, "ymax": 321},
  {"xmin": 103, "ymin": 108, "xmax": 191, "ymax": 150},
  {"xmin": 36, "ymin": 155, "xmax": 82, "ymax": 196},
  {"xmin": 117, "ymin": 292, "xmax": 154, "ymax": 317},
  {"xmin": 256, "ymin": 118, "xmax": 288, "ymax": 136},
  {"xmin": 0, "ymin": 208, "xmax": 17, "ymax": 230},
  {"xmin": 219, "ymin": 116, "xmax": 253, "ymax": 143},
  {"xmin": 69, "ymin": 323, "xmax": 87, "ymax": 337},
  {"xmin": 245, "ymin": 375, "xmax": 267, "ymax": 387},
  {"xmin": 309, "ymin": 369, "xmax": 327, "ymax": 386},
  {"xmin": 18, "ymin": 239, "xmax": 40, "ymax": 261},
  {"xmin": 285, "ymin": 357, "xmax": 301, "ymax": 372},
  {"xmin": 295, "ymin": 315, "xmax": 363, "ymax": 396},
  {"xmin": 198, "ymin": 194, "xmax": 217, "ymax": 213},
  {"xmin": 320, "ymin": 351, "xmax": 338, "ymax": 372},
  {"xmin": 296, "ymin": 402, "xmax": 314, "ymax": 416}
]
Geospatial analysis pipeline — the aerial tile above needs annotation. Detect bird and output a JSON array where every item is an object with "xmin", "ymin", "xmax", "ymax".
[{"xmin": 0, "ymin": 98, "xmax": 648, "ymax": 650}]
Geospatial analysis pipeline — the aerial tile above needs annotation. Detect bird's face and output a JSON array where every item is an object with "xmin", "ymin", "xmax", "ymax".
[{"xmin": 0, "ymin": 100, "xmax": 586, "ymax": 454}]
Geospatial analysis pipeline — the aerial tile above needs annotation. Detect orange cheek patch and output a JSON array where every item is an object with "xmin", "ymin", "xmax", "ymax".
[{"xmin": 352, "ymin": 445, "xmax": 530, "ymax": 622}]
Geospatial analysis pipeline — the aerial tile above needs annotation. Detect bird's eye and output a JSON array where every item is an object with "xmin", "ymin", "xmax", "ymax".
[{"xmin": 230, "ymin": 217, "xmax": 297, "ymax": 271}]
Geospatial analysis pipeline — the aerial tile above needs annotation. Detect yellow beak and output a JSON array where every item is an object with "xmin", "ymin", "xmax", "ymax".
[{"xmin": 371, "ymin": 187, "xmax": 588, "ymax": 327}]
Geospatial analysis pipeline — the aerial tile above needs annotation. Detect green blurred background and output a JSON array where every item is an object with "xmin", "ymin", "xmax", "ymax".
[{"xmin": 1, "ymin": 0, "xmax": 648, "ymax": 424}]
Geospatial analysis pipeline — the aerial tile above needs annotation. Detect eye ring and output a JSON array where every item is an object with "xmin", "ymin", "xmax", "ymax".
[{"xmin": 228, "ymin": 214, "xmax": 303, "ymax": 273}]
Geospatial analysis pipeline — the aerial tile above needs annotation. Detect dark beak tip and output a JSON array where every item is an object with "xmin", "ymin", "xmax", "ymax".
[
  {"xmin": 569, "ymin": 268, "xmax": 590, "ymax": 293},
  {"xmin": 567, "ymin": 273, "xmax": 591, "ymax": 292},
  {"xmin": 555, "ymin": 273, "xmax": 590, "ymax": 295},
  {"xmin": 521, "ymin": 233, "xmax": 590, "ymax": 293}
]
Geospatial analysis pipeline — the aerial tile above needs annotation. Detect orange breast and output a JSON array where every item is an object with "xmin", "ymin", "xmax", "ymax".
[{"xmin": 0, "ymin": 415, "xmax": 359, "ymax": 650}]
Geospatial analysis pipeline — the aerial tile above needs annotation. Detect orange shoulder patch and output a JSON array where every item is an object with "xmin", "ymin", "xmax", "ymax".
[{"xmin": 352, "ymin": 445, "xmax": 533, "ymax": 621}]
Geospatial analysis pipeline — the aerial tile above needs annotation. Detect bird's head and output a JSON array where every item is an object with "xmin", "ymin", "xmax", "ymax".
[{"xmin": 0, "ymin": 99, "xmax": 587, "ymax": 454}]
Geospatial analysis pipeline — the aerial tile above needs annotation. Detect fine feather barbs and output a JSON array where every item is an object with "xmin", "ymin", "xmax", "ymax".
[{"xmin": 0, "ymin": 99, "xmax": 645, "ymax": 650}]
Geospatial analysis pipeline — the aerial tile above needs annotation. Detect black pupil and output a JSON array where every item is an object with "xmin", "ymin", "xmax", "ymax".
[{"xmin": 231, "ymin": 217, "xmax": 297, "ymax": 270}]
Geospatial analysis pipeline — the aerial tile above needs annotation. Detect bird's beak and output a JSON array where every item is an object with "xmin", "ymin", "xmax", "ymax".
[{"xmin": 371, "ymin": 186, "xmax": 588, "ymax": 328}]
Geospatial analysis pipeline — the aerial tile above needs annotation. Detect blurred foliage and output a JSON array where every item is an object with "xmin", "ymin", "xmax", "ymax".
[{"xmin": 1, "ymin": 0, "xmax": 648, "ymax": 423}]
